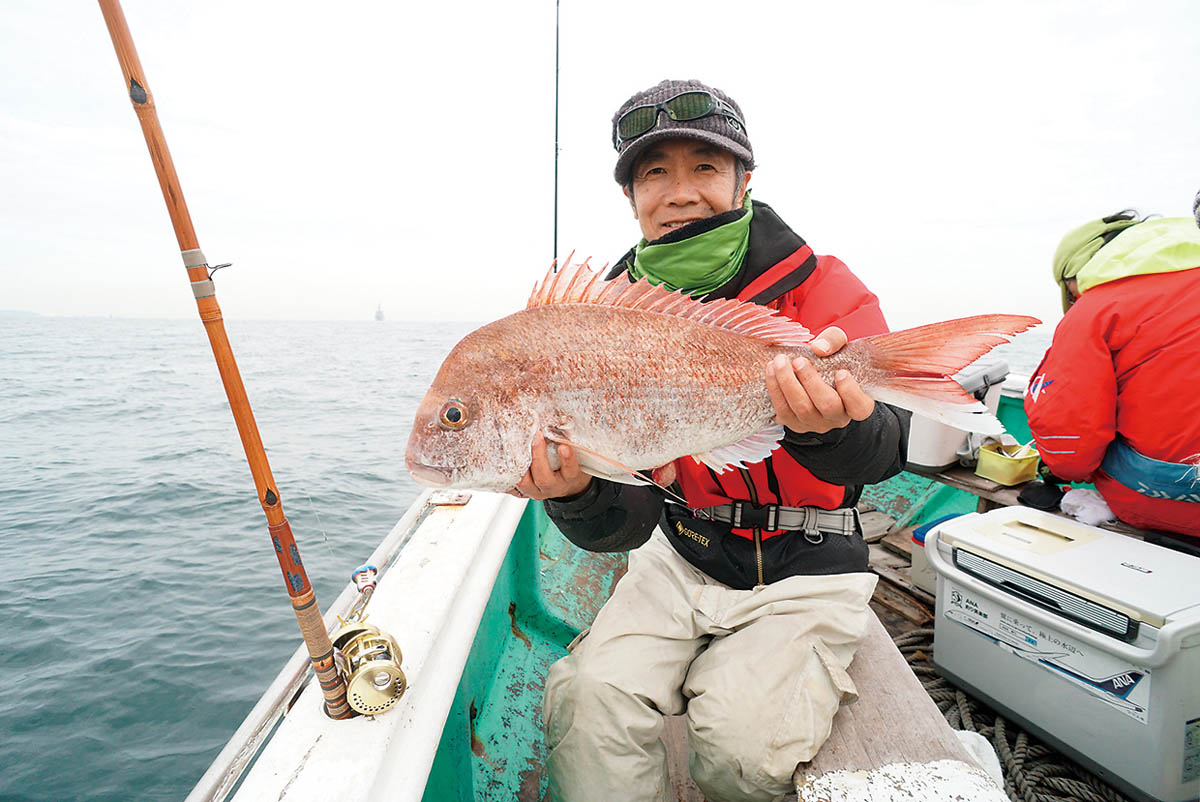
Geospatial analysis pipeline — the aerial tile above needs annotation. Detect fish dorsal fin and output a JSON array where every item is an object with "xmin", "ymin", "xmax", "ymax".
[
  {"xmin": 691, "ymin": 425, "xmax": 786, "ymax": 473},
  {"xmin": 527, "ymin": 258, "xmax": 813, "ymax": 346}
]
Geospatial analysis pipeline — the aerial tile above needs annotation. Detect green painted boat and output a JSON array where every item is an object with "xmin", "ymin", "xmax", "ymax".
[{"xmin": 185, "ymin": 383, "xmax": 1123, "ymax": 801}]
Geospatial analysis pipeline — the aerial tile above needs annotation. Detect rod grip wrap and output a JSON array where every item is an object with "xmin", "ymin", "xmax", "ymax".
[
  {"xmin": 190, "ymin": 279, "xmax": 215, "ymax": 299},
  {"xmin": 181, "ymin": 248, "xmax": 207, "ymax": 268}
]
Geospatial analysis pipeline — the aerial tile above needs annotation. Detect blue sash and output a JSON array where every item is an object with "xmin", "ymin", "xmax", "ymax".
[{"xmin": 1100, "ymin": 438, "xmax": 1200, "ymax": 502}]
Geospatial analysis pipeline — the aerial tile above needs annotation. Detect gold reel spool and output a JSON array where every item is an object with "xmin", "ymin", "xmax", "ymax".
[{"xmin": 332, "ymin": 621, "xmax": 407, "ymax": 716}]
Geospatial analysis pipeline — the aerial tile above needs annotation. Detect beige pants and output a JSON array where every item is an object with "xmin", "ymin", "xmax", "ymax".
[{"xmin": 543, "ymin": 529, "xmax": 878, "ymax": 802}]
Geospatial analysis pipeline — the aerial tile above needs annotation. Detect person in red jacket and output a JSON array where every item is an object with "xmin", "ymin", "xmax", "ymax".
[
  {"xmin": 507, "ymin": 79, "xmax": 909, "ymax": 802},
  {"xmin": 1026, "ymin": 210, "xmax": 1200, "ymax": 537}
]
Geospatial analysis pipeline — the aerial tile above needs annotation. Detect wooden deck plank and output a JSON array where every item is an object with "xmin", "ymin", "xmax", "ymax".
[
  {"xmin": 662, "ymin": 716, "xmax": 706, "ymax": 802},
  {"xmin": 866, "ymin": 543, "xmax": 906, "ymax": 570},
  {"xmin": 867, "ymin": 548, "xmax": 935, "ymax": 612},
  {"xmin": 880, "ymin": 527, "xmax": 914, "ymax": 559},
  {"xmin": 868, "ymin": 581, "xmax": 932, "ymax": 627},
  {"xmin": 798, "ymin": 613, "xmax": 971, "ymax": 775},
  {"xmin": 791, "ymin": 613, "xmax": 1007, "ymax": 800},
  {"xmin": 858, "ymin": 510, "xmax": 896, "ymax": 543}
]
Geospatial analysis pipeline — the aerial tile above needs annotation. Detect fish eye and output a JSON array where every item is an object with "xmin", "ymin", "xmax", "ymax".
[{"xmin": 439, "ymin": 400, "xmax": 469, "ymax": 430}]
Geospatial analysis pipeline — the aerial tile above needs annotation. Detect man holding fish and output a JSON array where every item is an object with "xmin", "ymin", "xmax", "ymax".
[
  {"xmin": 404, "ymin": 78, "xmax": 1034, "ymax": 801},
  {"xmin": 533, "ymin": 79, "xmax": 904, "ymax": 802}
]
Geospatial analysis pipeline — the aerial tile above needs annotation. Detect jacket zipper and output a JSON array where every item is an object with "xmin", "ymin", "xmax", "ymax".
[{"xmin": 739, "ymin": 468, "xmax": 765, "ymax": 586}]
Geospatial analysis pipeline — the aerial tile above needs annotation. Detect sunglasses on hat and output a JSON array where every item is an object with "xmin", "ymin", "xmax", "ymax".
[{"xmin": 613, "ymin": 90, "xmax": 746, "ymax": 150}]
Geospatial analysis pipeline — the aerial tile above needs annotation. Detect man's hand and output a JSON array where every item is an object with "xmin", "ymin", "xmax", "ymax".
[
  {"xmin": 508, "ymin": 433, "xmax": 593, "ymax": 501},
  {"xmin": 766, "ymin": 326, "xmax": 875, "ymax": 434}
]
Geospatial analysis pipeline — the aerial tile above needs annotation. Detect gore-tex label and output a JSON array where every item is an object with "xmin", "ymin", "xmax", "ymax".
[{"xmin": 944, "ymin": 582, "xmax": 1151, "ymax": 724}]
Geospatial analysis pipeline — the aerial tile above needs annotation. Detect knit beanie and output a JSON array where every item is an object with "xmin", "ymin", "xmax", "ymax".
[{"xmin": 612, "ymin": 79, "xmax": 754, "ymax": 185}]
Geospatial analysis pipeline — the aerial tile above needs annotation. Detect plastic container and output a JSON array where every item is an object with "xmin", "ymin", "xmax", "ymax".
[
  {"xmin": 910, "ymin": 513, "xmax": 965, "ymax": 594},
  {"xmin": 905, "ymin": 358, "xmax": 1009, "ymax": 471},
  {"xmin": 928, "ymin": 508, "xmax": 1200, "ymax": 802},
  {"xmin": 974, "ymin": 442, "xmax": 1038, "ymax": 485}
]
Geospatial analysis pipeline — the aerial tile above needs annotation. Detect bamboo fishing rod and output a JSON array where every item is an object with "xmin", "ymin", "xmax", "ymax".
[{"xmin": 97, "ymin": 0, "xmax": 352, "ymax": 720}]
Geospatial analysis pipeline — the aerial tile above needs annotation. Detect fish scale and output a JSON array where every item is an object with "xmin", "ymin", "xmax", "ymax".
[{"xmin": 521, "ymin": 304, "xmax": 776, "ymax": 468}]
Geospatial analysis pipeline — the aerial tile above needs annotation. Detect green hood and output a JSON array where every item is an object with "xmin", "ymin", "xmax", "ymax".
[
  {"xmin": 1077, "ymin": 217, "xmax": 1200, "ymax": 296},
  {"xmin": 1051, "ymin": 214, "xmax": 1139, "ymax": 312}
]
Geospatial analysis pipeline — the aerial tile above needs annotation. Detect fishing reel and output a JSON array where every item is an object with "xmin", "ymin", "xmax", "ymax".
[{"xmin": 331, "ymin": 565, "xmax": 407, "ymax": 716}]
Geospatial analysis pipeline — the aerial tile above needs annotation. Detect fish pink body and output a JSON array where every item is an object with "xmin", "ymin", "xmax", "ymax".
[{"xmin": 405, "ymin": 261, "xmax": 1039, "ymax": 492}]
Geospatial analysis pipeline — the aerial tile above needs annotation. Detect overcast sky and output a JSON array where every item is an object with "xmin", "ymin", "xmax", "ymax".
[{"xmin": 3, "ymin": 0, "xmax": 1198, "ymax": 330}]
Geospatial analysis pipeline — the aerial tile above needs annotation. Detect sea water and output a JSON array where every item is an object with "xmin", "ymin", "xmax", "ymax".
[
  {"xmin": 0, "ymin": 316, "xmax": 476, "ymax": 802},
  {"xmin": 0, "ymin": 315, "xmax": 1051, "ymax": 801}
]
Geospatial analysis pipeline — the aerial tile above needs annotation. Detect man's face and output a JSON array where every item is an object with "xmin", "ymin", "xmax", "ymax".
[{"xmin": 626, "ymin": 138, "xmax": 749, "ymax": 242}]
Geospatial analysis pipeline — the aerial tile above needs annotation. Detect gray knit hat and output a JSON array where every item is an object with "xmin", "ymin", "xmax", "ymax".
[
  {"xmin": 612, "ymin": 79, "xmax": 754, "ymax": 185},
  {"xmin": 1194, "ymin": 188, "xmax": 1199, "ymax": 228}
]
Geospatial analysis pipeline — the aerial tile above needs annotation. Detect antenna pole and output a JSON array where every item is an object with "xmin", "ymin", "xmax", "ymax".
[{"xmin": 97, "ymin": 0, "xmax": 352, "ymax": 720}]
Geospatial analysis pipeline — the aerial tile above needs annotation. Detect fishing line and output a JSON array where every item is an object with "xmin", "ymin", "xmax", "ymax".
[
  {"xmin": 304, "ymin": 488, "xmax": 337, "ymax": 562},
  {"xmin": 552, "ymin": 0, "xmax": 560, "ymax": 268}
]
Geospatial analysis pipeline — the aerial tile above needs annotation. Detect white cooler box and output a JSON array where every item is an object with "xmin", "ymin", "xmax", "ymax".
[
  {"xmin": 926, "ymin": 507, "xmax": 1200, "ymax": 802},
  {"xmin": 906, "ymin": 357, "xmax": 1010, "ymax": 471}
]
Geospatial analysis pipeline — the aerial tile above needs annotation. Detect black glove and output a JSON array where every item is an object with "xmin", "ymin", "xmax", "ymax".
[{"xmin": 1018, "ymin": 463, "xmax": 1067, "ymax": 511}]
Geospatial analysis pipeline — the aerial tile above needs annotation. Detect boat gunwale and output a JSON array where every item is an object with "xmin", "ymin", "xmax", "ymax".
[
  {"xmin": 185, "ymin": 488, "xmax": 438, "ymax": 802},
  {"xmin": 218, "ymin": 491, "xmax": 528, "ymax": 801}
]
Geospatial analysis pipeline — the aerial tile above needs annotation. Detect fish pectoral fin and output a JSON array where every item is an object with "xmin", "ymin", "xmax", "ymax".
[
  {"xmin": 579, "ymin": 464, "xmax": 654, "ymax": 486},
  {"xmin": 541, "ymin": 432, "xmax": 648, "ymax": 486},
  {"xmin": 691, "ymin": 425, "xmax": 786, "ymax": 473},
  {"xmin": 543, "ymin": 433, "xmax": 689, "ymax": 501},
  {"xmin": 577, "ymin": 461, "xmax": 694, "ymax": 510}
]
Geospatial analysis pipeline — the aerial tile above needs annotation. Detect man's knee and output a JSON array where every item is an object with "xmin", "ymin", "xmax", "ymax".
[
  {"xmin": 690, "ymin": 742, "xmax": 793, "ymax": 802},
  {"xmin": 544, "ymin": 654, "xmax": 664, "ymax": 747},
  {"xmin": 544, "ymin": 654, "xmax": 676, "ymax": 802},
  {"xmin": 687, "ymin": 719, "xmax": 804, "ymax": 802},
  {"xmin": 685, "ymin": 642, "xmax": 849, "ymax": 800}
]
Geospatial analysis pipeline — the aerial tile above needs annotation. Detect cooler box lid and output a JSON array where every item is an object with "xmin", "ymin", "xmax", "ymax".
[
  {"xmin": 932, "ymin": 507, "xmax": 1200, "ymax": 626},
  {"xmin": 954, "ymin": 357, "xmax": 1009, "ymax": 396}
]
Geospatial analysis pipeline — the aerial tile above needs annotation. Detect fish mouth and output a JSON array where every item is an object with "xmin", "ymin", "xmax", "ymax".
[{"xmin": 406, "ymin": 460, "xmax": 455, "ymax": 487}]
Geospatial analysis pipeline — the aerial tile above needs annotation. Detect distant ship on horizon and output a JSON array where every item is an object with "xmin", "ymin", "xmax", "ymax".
[{"xmin": 375, "ymin": 303, "xmax": 384, "ymax": 321}]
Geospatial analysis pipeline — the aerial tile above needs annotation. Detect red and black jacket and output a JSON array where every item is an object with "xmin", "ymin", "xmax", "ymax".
[{"xmin": 545, "ymin": 201, "xmax": 910, "ymax": 589}]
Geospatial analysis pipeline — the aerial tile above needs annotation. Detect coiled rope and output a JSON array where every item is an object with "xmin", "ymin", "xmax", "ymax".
[{"xmin": 892, "ymin": 629, "xmax": 1131, "ymax": 802}]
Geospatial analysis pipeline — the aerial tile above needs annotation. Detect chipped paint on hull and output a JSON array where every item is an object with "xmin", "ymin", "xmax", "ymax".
[
  {"xmin": 797, "ymin": 759, "xmax": 1007, "ymax": 802},
  {"xmin": 422, "ymin": 502, "xmax": 625, "ymax": 802}
]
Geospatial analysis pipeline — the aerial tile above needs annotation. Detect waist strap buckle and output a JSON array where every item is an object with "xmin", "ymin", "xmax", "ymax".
[{"xmin": 704, "ymin": 502, "xmax": 861, "ymax": 537}]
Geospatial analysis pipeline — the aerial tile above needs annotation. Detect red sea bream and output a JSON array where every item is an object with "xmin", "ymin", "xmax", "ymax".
[{"xmin": 405, "ymin": 261, "xmax": 1039, "ymax": 492}]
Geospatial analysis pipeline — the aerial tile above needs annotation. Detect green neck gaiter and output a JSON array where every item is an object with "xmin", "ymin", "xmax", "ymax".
[{"xmin": 629, "ymin": 193, "xmax": 753, "ymax": 297}]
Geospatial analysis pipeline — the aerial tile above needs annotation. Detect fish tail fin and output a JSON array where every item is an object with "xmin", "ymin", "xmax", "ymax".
[{"xmin": 861, "ymin": 314, "xmax": 1040, "ymax": 435}]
